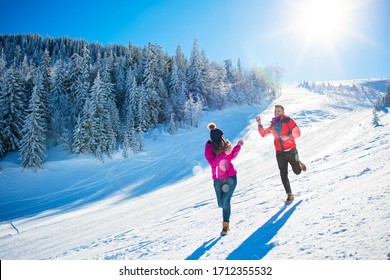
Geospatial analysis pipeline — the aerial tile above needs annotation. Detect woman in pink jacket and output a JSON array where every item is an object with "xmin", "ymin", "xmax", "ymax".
[{"xmin": 204, "ymin": 122, "xmax": 244, "ymax": 236}]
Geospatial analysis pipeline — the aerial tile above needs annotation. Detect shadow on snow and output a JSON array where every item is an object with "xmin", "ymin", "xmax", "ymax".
[
  {"xmin": 185, "ymin": 237, "xmax": 222, "ymax": 260},
  {"xmin": 184, "ymin": 200, "xmax": 301, "ymax": 260},
  {"xmin": 226, "ymin": 200, "xmax": 302, "ymax": 260}
]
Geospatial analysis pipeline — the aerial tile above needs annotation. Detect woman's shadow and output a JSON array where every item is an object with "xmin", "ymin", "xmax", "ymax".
[{"xmin": 185, "ymin": 237, "xmax": 222, "ymax": 260}]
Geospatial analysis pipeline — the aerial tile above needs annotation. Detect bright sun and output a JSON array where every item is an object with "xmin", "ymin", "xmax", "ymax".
[{"xmin": 293, "ymin": 0, "xmax": 352, "ymax": 44}]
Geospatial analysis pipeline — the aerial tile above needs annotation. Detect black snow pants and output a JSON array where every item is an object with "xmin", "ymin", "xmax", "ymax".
[{"xmin": 276, "ymin": 148, "xmax": 302, "ymax": 194}]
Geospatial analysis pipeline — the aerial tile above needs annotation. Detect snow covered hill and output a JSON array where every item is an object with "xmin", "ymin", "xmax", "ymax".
[{"xmin": 0, "ymin": 80, "xmax": 389, "ymax": 260}]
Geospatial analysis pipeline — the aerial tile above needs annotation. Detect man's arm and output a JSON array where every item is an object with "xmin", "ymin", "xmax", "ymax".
[
  {"xmin": 289, "ymin": 119, "xmax": 301, "ymax": 139},
  {"xmin": 256, "ymin": 116, "xmax": 271, "ymax": 137}
]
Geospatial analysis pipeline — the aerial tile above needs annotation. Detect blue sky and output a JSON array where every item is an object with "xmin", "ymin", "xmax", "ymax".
[{"xmin": 1, "ymin": 0, "xmax": 389, "ymax": 82}]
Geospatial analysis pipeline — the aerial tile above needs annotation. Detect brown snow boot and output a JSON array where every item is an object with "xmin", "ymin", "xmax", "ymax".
[
  {"xmin": 285, "ymin": 193, "xmax": 294, "ymax": 204},
  {"xmin": 299, "ymin": 161, "xmax": 307, "ymax": 172},
  {"xmin": 220, "ymin": 222, "xmax": 230, "ymax": 236}
]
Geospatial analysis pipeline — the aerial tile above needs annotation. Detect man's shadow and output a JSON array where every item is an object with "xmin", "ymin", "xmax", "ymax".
[
  {"xmin": 185, "ymin": 200, "xmax": 301, "ymax": 260},
  {"xmin": 226, "ymin": 200, "xmax": 302, "ymax": 260}
]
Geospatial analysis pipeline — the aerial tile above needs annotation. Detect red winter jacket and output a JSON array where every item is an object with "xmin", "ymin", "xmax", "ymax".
[
  {"xmin": 258, "ymin": 115, "xmax": 301, "ymax": 152},
  {"xmin": 204, "ymin": 141, "xmax": 241, "ymax": 180}
]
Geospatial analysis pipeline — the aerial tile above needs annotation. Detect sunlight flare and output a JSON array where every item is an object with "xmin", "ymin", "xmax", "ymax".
[{"xmin": 292, "ymin": 0, "xmax": 353, "ymax": 44}]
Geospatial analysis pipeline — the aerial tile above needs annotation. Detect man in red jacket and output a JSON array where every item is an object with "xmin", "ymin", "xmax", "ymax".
[{"xmin": 256, "ymin": 105, "xmax": 306, "ymax": 203}]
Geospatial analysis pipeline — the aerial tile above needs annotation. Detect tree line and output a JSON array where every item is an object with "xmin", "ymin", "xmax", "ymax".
[{"xmin": 0, "ymin": 34, "xmax": 282, "ymax": 169}]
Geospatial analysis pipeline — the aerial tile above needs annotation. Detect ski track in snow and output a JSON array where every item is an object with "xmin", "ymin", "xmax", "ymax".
[{"xmin": 0, "ymin": 81, "xmax": 389, "ymax": 260}]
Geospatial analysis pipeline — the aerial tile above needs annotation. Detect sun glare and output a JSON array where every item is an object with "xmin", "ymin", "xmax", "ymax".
[{"xmin": 293, "ymin": 0, "xmax": 352, "ymax": 44}]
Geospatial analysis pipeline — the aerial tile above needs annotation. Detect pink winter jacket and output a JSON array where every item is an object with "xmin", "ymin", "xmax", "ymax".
[{"xmin": 204, "ymin": 140, "xmax": 241, "ymax": 180}]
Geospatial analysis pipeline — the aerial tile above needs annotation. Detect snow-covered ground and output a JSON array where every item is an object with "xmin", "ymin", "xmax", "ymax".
[{"xmin": 0, "ymin": 80, "xmax": 389, "ymax": 261}]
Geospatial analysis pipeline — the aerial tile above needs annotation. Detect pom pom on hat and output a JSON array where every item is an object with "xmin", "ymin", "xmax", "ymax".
[{"xmin": 207, "ymin": 122, "xmax": 217, "ymax": 130}]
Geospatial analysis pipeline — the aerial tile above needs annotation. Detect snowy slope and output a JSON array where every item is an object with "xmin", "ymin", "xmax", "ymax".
[{"xmin": 0, "ymin": 81, "xmax": 389, "ymax": 260}]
